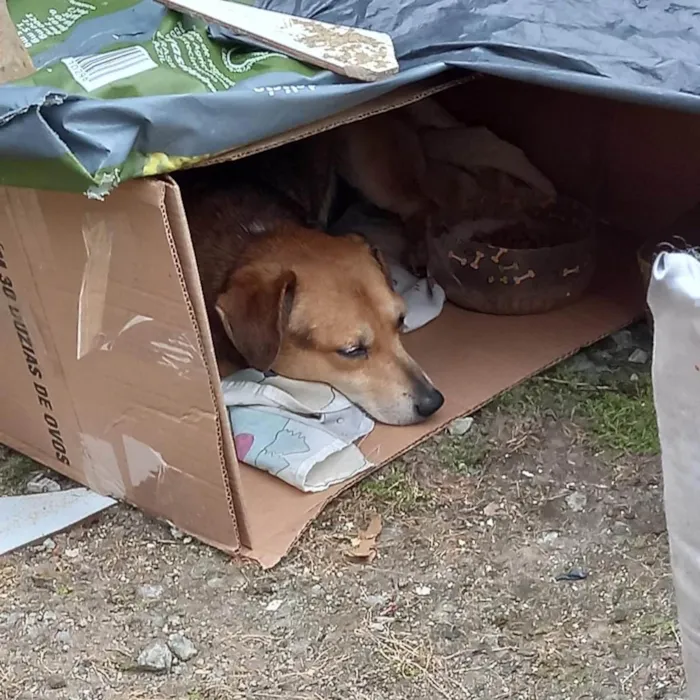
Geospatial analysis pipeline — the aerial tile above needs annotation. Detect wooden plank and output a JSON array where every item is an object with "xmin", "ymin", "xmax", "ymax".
[
  {"xmin": 0, "ymin": 0, "xmax": 34, "ymax": 84},
  {"xmin": 156, "ymin": 0, "xmax": 399, "ymax": 82}
]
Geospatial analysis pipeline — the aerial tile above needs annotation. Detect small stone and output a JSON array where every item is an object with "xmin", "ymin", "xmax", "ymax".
[
  {"xmin": 310, "ymin": 585, "xmax": 323, "ymax": 598},
  {"xmin": 363, "ymin": 593, "xmax": 390, "ymax": 608},
  {"xmin": 41, "ymin": 538, "xmax": 56, "ymax": 552},
  {"xmin": 448, "ymin": 417, "xmax": 474, "ymax": 437},
  {"xmin": 25, "ymin": 474, "xmax": 61, "ymax": 494},
  {"xmin": 483, "ymin": 502, "xmax": 500, "ymax": 517},
  {"xmin": 137, "ymin": 641, "xmax": 172, "ymax": 673},
  {"xmin": 415, "ymin": 585, "xmax": 432, "ymax": 597},
  {"xmin": 565, "ymin": 492, "xmax": 587, "ymax": 512},
  {"xmin": 611, "ymin": 521, "xmax": 631, "ymax": 536},
  {"xmin": 63, "ymin": 548, "xmax": 80, "ymax": 559},
  {"xmin": 589, "ymin": 348, "xmax": 613, "ymax": 365},
  {"xmin": 46, "ymin": 674, "xmax": 67, "ymax": 689},
  {"xmin": 611, "ymin": 607, "xmax": 628, "ymax": 623},
  {"xmin": 566, "ymin": 354, "xmax": 598, "ymax": 374},
  {"xmin": 138, "ymin": 584, "xmax": 163, "ymax": 600},
  {"xmin": 55, "ymin": 630, "xmax": 71, "ymax": 644},
  {"xmin": 167, "ymin": 633, "xmax": 197, "ymax": 662},
  {"xmin": 612, "ymin": 329, "xmax": 634, "ymax": 350},
  {"xmin": 538, "ymin": 531, "xmax": 559, "ymax": 545},
  {"xmin": 628, "ymin": 348, "xmax": 649, "ymax": 364},
  {"xmin": 4, "ymin": 612, "xmax": 23, "ymax": 626},
  {"xmin": 266, "ymin": 600, "xmax": 283, "ymax": 612}
]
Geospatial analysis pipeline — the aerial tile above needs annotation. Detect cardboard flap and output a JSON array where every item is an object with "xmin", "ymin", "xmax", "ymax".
[
  {"xmin": 195, "ymin": 73, "xmax": 472, "ymax": 169},
  {"xmin": 162, "ymin": 178, "xmax": 250, "ymax": 545},
  {"xmin": 0, "ymin": 181, "xmax": 240, "ymax": 552}
]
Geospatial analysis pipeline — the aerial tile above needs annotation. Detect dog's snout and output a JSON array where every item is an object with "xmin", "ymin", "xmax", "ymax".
[{"xmin": 414, "ymin": 385, "xmax": 445, "ymax": 418}]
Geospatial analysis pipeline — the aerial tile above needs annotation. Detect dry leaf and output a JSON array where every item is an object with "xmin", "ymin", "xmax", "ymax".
[
  {"xmin": 361, "ymin": 514, "xmax": 383, "ymax": 539},
  {"xmin": 346, "ymin": 514, "xmax": 383, "ymax": 563}
]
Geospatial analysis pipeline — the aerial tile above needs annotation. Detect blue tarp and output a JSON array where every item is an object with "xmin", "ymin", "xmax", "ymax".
[{"xmin": 2, "ymin": 0, "xmax": 699, "ymax": 193}]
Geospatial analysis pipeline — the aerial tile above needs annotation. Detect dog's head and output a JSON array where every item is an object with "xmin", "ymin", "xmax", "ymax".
[{"xmin": 215, "ymin": 229, "xmax": 444, "ymax": 425}]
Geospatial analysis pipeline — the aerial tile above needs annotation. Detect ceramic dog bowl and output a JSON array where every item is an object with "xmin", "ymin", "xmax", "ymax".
[{"xmin": 428, "ymin": 201, "xmax": 597, "ymax": 315}]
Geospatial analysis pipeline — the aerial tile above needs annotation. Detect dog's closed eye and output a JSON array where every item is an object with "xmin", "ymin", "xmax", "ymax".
[{"xmin": 337, "ymin": 344, "xmax": 369, "ymax": 359}]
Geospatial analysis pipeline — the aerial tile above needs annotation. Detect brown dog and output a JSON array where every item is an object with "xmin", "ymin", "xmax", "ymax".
[
  {"xmin": 332, "ymin": 110, "xmax": 441, "ymax": 274},
  {"xmin": 181, "ymin": 182, "xmax": 444, "ymax": 425}
]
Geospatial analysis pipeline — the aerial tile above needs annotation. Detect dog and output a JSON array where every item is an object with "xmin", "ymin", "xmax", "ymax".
[
  {"xmin": 180, "ymin": 178, "xmax": 445, "ymax": 426},
  {"xmin": 332, "ymin": 109, "xmax": 449, "ymax": 275}
]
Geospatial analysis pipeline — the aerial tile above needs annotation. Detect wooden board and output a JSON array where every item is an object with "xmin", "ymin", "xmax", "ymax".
[{"xmin": 157, "ymin": 0, "xmax": 399, "ymax": 82}]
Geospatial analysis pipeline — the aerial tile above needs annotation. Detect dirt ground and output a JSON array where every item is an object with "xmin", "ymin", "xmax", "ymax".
[{"xmin": 0, "ymin": 323, "xmax": 684, "ymax": 700}]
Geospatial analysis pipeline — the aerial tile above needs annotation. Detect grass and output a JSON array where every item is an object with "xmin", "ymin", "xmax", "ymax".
[
  {"xmin": 0, "ymin": 446, "xmax": 40, "ymax": 494},
  {"xmin": 428, "ymin": 356, "xmax": 660, "ymax": 482},
  {"xmin": 577, "ymin": 375, "xmax": 659, "ymax": 455},
  {"xmin": 637, "ymin": 613, "xmax": 679, "ymax": 642},
  {"xmin": 490, "ymin": 362, "xmax": 660, "ymax": 456},
  {"xmin": 359, "ymin": 464, "xmax": 431, "ymax": 511},
  {"xmin": 435, "ymin": 427, "xmax": 492, "ymax": 476}
]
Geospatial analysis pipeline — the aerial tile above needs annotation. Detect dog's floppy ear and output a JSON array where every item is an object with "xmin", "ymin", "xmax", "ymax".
[
  {"xmin": 368, "ymin": 243, "xmax": 394, "ymax": 290},
  {"xmin": 345, "ymin": 232, "xmax": 395, "ymax": 290},
  {"xmin": 215, "ymin": 264, "xmax": 297, "ymax": 371}
]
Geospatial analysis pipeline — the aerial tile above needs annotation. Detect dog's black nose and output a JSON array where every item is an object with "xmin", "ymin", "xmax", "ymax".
[{"xmin": 415, "ymin": 387, "xmax": 445, "ymax": 418}]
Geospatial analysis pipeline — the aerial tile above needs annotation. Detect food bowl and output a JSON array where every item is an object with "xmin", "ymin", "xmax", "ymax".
[{"xmin": 427, "ymin": 201, "xmax": 597, "ymax": 315}]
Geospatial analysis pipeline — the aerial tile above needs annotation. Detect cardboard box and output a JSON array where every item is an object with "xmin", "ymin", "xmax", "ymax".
[{"xmin": 3, "ymin": 74, "xmax": 700, "ymax": 567}]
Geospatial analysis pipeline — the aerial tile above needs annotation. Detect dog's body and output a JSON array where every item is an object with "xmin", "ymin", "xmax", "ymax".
[
  {"xmin": 181, "ymin": 179, "xmax": 444, "ymax": 425},
  {"xmin": 332, "ymin": 110, "xmax": 441, "ymax": 274}
]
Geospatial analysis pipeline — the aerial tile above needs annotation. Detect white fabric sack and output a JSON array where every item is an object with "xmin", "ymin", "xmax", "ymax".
[{"xmin": 649, "ymin": 251, "xmax": 700, "ymax": 700}]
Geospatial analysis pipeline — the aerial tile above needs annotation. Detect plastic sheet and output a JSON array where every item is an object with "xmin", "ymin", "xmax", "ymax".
[{"xmin": 3, "ymin": 0, "xmax": 700, "ymax": 192}]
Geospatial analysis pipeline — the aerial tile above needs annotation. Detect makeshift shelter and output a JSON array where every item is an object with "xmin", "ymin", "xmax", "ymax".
[{"xmin": 1, "ymin": 0, "xmax": 700, "ymax": 694}]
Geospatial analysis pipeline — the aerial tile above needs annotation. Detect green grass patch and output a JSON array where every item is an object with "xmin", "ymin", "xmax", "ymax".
[
  {"xmin": 0, "ymin": 446, "xmax": 40, "ymax": 493},
  {"xmin": 457, "ymin": 357, "xmax": 659, "ymax": 459},
  {"xmin": 359, "ymin": 464, "xmax": 430, "ymax": 511},
  {"xmin": 577, "ymin": 375, "xmax": 659, "ymax": 455},
  {"xmin": 435, "ymin": 429, "xmax": 492, "ymax": 476}
]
